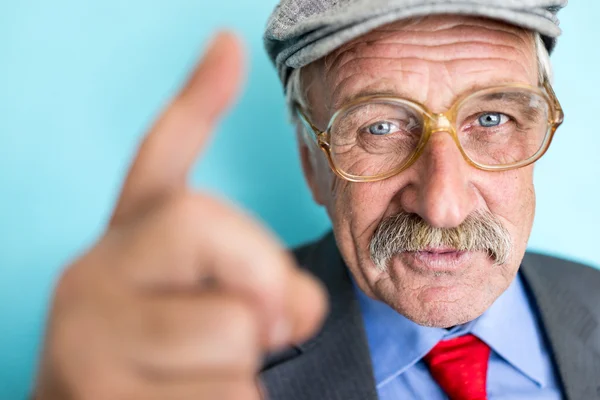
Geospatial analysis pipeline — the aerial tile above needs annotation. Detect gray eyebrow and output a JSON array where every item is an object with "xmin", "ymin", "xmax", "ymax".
[{"xmin": 473, "ymin": 92, "xmax": 545, "ymax": 120}]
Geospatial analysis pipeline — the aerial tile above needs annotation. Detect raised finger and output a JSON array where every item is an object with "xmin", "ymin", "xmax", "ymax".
[{"xmin": 112, "ymin": 32, "xmax": 245, "ymax": 224}]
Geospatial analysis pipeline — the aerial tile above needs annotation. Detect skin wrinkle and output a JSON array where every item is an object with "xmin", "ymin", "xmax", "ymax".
[
  {"xmin": 322, "ymin": 19, "xmax": 509, "ymax": 66},
  {"xmin": 395, "ymin": 42, "xmax": 532, "ymax": 67},
  {"xmin": 326, "ymin": 57, "xmax": 534, "ymax": 115},
  {"xmin": 299, "ymin": 15, "xmax": 540, "ymax": 328},
  {"xmin": 325, "ymin": 21, "xmax": 532, "ymax": 74},
  {"xmin": 319, "ymin": 22, "xmax": 536, "ymax": 116},
  {"xmin": 303, "ymin": 20, "xmax": 542, "ymax": 117},
  {"xmin": 332, "ymin": 42, "xmax": 531, "ymax": 73},
  {"xmin": 374, "ymin": 37, "xmax": 530, "ymax": 49},
  {"xmin": 331, "ymin": 56, "xmax": 527, "ymax": 94},
  {"xmin": 437, "ymin": 62, "xmax": 453, "ymax": 111}
]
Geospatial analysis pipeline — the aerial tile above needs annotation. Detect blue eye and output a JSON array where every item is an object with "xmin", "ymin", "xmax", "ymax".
[
  {"xmin": 368, "ymin": 121, "xmax": 398, "ymax": 135},
  {"xmin": 478, "ymin": 113, "xmax": 509, "ymax": 127}
]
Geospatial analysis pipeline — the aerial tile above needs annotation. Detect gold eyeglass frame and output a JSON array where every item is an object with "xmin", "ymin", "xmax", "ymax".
[{"xmin": 296, "ymin": 80, "xmax": 564, "ymax": 183}]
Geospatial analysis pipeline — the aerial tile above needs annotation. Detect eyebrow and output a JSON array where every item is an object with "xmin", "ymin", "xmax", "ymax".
[
  {"xmin": 333, "ymin": 89, "xmax": 418, "ymax": 110},
  {"xmin": 477, "ymin": 92, "xmax": 544, "ymax": 120}
]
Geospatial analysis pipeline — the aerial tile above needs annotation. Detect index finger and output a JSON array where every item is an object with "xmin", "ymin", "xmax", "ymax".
[{"xmin": 112, "ymin": 32, "xmax": 245, "ymax": 224}]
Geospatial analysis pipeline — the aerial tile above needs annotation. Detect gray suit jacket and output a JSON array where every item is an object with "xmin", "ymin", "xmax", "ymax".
[{"xmin": 260, "ymin": 232, "xmax": 600, "ymax": 400}]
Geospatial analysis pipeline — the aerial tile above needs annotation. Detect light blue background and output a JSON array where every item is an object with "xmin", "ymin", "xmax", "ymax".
[{"xmin": 0, "ymin": 0, "xmax": 598, "ymax": 398}]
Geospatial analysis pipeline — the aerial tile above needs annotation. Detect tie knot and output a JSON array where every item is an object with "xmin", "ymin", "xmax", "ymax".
[{"xmin": 424, "ymin": 334, "xmax": 491, "ymax": 400}]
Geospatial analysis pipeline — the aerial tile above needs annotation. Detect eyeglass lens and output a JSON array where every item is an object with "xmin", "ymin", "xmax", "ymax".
[{"xmin": 328, "ymin": 89, "xmax": 551, "ymax": 177}]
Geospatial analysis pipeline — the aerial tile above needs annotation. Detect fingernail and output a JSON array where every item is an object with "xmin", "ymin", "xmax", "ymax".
[{"xmin": 269, "ymin": 318, "xmax": 291, "ymax": 349}]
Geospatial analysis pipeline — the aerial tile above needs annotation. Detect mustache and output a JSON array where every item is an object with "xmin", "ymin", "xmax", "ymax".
[{"xmin": 369, "ymin": 211, "xmax": 512, "ymax": 271}]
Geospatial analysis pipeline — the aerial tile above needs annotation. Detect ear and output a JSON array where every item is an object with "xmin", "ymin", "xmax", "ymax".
[{"xmin": 296, "ymin": 125, "xmax": 328, "ymax": 206}]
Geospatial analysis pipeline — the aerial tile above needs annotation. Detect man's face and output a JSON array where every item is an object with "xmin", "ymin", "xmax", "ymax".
[{"xmin": 300, "ymin": 15, "xmax": 540, "ymax": 328}]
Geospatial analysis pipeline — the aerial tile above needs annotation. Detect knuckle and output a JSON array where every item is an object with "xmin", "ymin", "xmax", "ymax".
[
  {"xmin": 217, "ymin": 298, "xmax": 259, "ymax": 340},
  {"xmin": 168, "ymin": 192, "xmax": 210, "ymax": 224},
  {"xmin": 169, "ymin": 192, "xmax": 199, "ymax": 219},
  {"xmin": 138, "ymin": 302, "xmax": 187, "ymax": 344},
  {"xmin": 209, "ymin": 299, "xmax": 261, "ymax": 369},
  {"xmin": 133, "ymin": 296, "xmax": 261, "ymax": 373},
  {"xmin": 156, "ymin": 193, "xmax": 215, "ymax": 246}
]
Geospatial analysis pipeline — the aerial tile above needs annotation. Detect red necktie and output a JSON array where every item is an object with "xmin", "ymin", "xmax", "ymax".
[{"xmin": 424, "ymin": 334, "xmax": 491, "ymax": 400}]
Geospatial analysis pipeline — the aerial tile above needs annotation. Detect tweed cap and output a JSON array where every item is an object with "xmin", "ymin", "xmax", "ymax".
[{"xmin": 264, "ymin": 0, "xmax": 567, "ymax": 91}]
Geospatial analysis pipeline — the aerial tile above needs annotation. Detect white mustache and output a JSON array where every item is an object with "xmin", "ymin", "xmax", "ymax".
[{"xmin": 369, "ymin": 211, "xmax": 512, "ymax": 271}]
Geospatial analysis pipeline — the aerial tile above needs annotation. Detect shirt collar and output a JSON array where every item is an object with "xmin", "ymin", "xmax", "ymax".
[
  {"xmin": 471, "ymin": 273, "xmax": 547, "ymax": 387},
  {"xmin": 354, "ymin": 272, "xmax": 547, "ymax": 388}
]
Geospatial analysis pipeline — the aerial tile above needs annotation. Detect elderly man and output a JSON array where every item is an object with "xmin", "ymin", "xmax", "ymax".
[{"xmin": 33, "ymin": 0, "xmax": 600, "ymax": 399}]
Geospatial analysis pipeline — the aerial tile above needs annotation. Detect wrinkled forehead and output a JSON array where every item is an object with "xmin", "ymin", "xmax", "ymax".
[
  {"xmin": 323, "ymin": 15, "xmax": 534, "ymax": 69},
  {"xmin": 304, "ymin": 15, "xmax": 539, "ymax": 119}
]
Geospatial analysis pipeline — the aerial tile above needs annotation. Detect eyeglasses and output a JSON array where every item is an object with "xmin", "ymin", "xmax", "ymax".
[{"xmin": 296, "ymin": 80, "xmax": 564, "ymax": 183}]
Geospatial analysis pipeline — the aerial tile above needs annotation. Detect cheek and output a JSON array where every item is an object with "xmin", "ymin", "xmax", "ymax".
[
  {"xmin": 330, "ymin": 181, "xmax": 400, "ymax": 233},
  {"xmin": 326, "ymin": 179, "xmax": 403, "ymax": 280},
  {"xmin": 477, "ymin": 167, "xmax": 536, "ymax": 259},
  {"xmin": 486, "ymin": 168, "xmax": 534, "ymax": 221}
]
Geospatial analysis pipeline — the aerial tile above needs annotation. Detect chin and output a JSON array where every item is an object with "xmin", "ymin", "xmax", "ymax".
[
  {"xmin": 404, "ymin": 301, "xmax": 488, "ymax": 328},
  {"xmin": 375, "ymin": 252, "xmax": 505, "ymax": 328},
  {"xmin": 374, "ymin": 279, "xmax": 496, "ymax": 328}
]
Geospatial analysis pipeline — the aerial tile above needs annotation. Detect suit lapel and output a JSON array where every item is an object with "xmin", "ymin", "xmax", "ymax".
[
  {"xmin": 521, "ymin": 253, "xmax": 600, "ymax": 400},
  {"xmin": 260, "ymin": 233, "xmax": 378, "ymax": 400}
]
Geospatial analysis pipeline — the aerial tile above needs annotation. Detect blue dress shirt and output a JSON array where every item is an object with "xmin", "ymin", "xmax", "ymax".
[{"xmin": 354, "ymin": 273, "xmax": 563, "ymax": 399}]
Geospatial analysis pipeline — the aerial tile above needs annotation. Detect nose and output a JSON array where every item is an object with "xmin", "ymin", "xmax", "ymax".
[{"xmin": 402, "ymin": 131, "xmax": 477, "ymax": 228}]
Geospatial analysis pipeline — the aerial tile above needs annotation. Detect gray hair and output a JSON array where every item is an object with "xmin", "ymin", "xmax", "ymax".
[
  {"xmin": 287, "ymin": 32, "xmax": 553, "ymax": 124},
  {"xmin": 369, "ymin": 210, "xmax": 512, "ymax": 272}
]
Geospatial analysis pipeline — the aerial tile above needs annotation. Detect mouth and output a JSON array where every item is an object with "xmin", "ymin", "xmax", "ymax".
[{"xmin": 399, "ymin": 248, "xmax": 475, "ymax": 273}]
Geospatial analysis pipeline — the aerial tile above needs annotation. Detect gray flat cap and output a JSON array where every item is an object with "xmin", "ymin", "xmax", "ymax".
[{"xmin": 264, "ymin": 0, "xmax": 567, "ymax": 90}]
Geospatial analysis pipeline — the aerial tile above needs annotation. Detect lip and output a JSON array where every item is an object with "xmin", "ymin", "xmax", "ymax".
[
  {"xmin": 419, "ymin": 247, "xmax": 462, "ymax": 254},
  {"xmin": 399, "ymin": 250, "xmax": 473, "ymax": 273}
]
